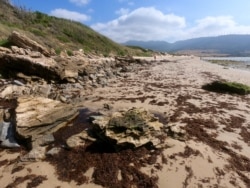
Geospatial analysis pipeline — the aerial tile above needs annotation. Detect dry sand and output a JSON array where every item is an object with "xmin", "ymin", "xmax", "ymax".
[{"xmin": 1, "ymin": 55, "xmax": 250, "ymax": 187}]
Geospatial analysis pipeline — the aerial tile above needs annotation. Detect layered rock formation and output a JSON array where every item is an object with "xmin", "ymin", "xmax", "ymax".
[{"xmin": 16, "ymin": 97, "xmax": 78, "ymax": 142}]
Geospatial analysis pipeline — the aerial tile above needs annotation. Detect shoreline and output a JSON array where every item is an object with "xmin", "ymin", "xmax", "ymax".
[{"xmin": 201, "ymin": 56, "xmax": 250, "ymax": 72}]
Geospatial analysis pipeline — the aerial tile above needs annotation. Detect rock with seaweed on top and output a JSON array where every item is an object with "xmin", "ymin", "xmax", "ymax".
[
  {"xmin": 202, "ymin": 80, "xmax": 250, "ymax": 95},
  {"xmin": 88, "ymin": 107, "xmax": 167, "ymax": 150}
]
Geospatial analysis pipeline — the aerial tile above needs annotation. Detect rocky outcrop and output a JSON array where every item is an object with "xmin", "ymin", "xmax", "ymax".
[
  {"xmin": 0, "ymin": 31, "xmax": 149, "ymax": 88},
  {"xmin": 0, "ymin": 31, "xmax": 156, "ymax": 160},
  {"xmin": 8, "ymin": 31, "xmax": 51, "ymax": 57}
]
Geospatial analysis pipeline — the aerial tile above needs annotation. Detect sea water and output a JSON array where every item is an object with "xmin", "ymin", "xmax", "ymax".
[
  {"xmin": 203, "ymin": 57, "xmax": 250, "ymax": 63},
  {"xmin": 202, "ymin": 57, "xmax": 250, "ymax": 70}
]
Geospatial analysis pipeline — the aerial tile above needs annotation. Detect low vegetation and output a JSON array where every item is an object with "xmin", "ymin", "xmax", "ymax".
[
  {"xmin": 0, "ymin": 0, "xmax": 151, "ymax": 56},
  {"xmin": 202, "ymin": 81, "xmax": 250, "ymax": 95}
]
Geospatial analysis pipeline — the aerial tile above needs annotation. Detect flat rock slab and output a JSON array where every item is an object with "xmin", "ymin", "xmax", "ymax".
[{"xmin": 16, "ymin": 97, "xmax": 78, "ymax": 141}]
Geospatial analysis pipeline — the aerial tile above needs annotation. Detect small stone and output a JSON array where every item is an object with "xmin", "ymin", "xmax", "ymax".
[
  {"xmin": 20, "ymin": 147, "xmax": 47, "ymax": 162},
  {"xmin": 66, "ymin": 134, "xmax": 86, "ymax": 148},
  {"xmin": 59, "ymin": 95, "xmax": 67, "ymax": 103},
  {"xmin": 35, "ymin": 134, "xmax": 55, "ymax": 146},
  {"xmin": 3, "ymin": 109, "xmax": 11, "ymax": 121},
  {"xmin": 12, "ymin": 80, "xmax": 25, "ymax": 86},
  {"xmin": 103, "ymin": 103, "xmax": 112, "ymax": 110},
  {"xmin": 46, "ymin": 147, "xmax": 61, "ymax": 156}
]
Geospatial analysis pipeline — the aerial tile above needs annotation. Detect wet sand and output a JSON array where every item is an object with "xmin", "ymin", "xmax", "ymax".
[{"xmin": 1, "ymin": 55, "xmax": 250, "ymax": 187}]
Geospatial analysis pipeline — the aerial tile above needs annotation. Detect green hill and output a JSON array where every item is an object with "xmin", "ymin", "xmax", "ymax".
[{"xmin": 0, "ymin": 0, "xmax": 149, "ymax": 56}]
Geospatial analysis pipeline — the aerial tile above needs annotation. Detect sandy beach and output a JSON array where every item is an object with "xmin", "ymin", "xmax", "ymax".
[{"xmin": 1, "ymin": 55, "xmax": 250, "ymax": 187}]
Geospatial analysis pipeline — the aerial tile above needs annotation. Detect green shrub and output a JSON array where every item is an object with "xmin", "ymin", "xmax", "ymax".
[
  {"xmin": 202, "ymin": 81, "xmax": 250, "ymax": 95},
  {"xmin": 55, "ymin": 48, "xmax": 61, "ymax": 55},
  {"xmin": 57, "ymin": 36, "xmax": 70, "ymax": 43},
  {"xmin": 67, "ymin": 50, "xmax": 73, "ymax": 56},
  {"xmin": 33, "ymin": 11, "xmax": 52, "ymax": 26},
  {"xmin": 0, "ymin": 39, "xmax": 11, "ymax": 47},
  {"xmin": 30, "ymin": 28, "xmax": 45, "ymax": 37}
]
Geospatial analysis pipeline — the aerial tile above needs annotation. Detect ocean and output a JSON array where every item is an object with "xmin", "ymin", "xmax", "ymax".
[
  {"xmin": 202, "ymin": 56, "xmax": 250, "ymax": 63},
  {"xmin": 202, "ymin": 57, "xmax": 250, "ymax": 70}
]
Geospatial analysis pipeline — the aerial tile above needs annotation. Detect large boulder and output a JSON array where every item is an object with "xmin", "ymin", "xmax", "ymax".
[
  {"xmin": 8, "ymin": 31, "xmax": 51, "ymax": 57},
  {"xmin": 15, "ymin": 97, "xmax": 78, "ymax": 143},
  {"xmin": 0, "ymin": 32, "xmax": 79, "ymax": 82},
  {"xmin": 0, "ymin": 51, "xmax": 79, "ymax": 82},
  {"xmin": 0, "ymin": 53, "xmax": 62, "ymax": 81}
]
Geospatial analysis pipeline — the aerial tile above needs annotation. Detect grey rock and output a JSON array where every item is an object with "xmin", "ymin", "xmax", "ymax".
[
  {"xmin": 35, "ymin": 134, "xmax": 55, "ymax": 146},
  {"xmin": 89, "ymin": 74, "xmax": 96, "ymax": 80},
  {"xmin": 20, "ymin": 147, "xmax": 47, "ymax": 162},
  {"xmin": 13, "ymin": 80, "xmax": 25, "ymax": 86},
  {"xmin": 0, "ymin": 121, "xmax": 20, "ymax": 148},
  {"xmin": 46, "ymin": 147, "xmax": 61, "ymax": 156},
  {"xmin": 38, "ymin": 84, "xmax": 51, "ymax": 97}
]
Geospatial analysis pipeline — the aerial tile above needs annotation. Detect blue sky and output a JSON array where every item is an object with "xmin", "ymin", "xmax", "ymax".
[{"xmin": 11, "ymin": 0, "xmax": 250, "ymax": 43}]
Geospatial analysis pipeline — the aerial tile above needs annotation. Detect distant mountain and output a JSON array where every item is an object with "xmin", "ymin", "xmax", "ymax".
[{"xmin": 124, "ymin": 35, "xmax": 250, "ymax": 56}]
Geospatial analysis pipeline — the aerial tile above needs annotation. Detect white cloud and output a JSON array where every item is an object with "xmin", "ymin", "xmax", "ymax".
[
  {"xmin": 50, "ymin": 9, "xmax": 90, "ymax": 22},
  {"xmin": 91, "ymin": 7, "xmax": 186, "ymax": 42},
  {"xmin": 69, "ymin": 0, "xmax": 90, "ymax": 6},
  {"xmin": 184, "ymin": 16, "xmax": 250, "ymax": 39},
  {"xmin": 91, "ymin": 7, "xmax": 250, "ymax": 42},
  {"xmin": 115, "ymin": 8, "xmax": 130, "ymax": 16}
]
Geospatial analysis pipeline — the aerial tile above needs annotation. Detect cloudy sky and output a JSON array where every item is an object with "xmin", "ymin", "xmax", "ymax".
[{"xmin": 12, "ymin": 0, "xmax": 250, "ymax": 43}]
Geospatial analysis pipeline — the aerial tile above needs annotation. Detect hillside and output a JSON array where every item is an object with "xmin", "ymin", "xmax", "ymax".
[
  {"xmin": 0, "ymin": 0, "xmax": 149, "ymax": 56},
  {"xmin": 124, "ymin": 35, "xmax": 250, "ymax": 56}
]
